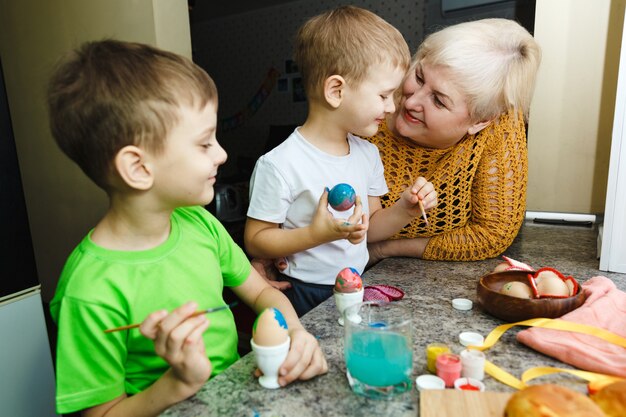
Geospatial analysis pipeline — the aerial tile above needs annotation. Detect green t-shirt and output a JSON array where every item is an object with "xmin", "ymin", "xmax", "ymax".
[{"xmin": 50, "ymin": 206, "xmax": 251, "ymax": 414}]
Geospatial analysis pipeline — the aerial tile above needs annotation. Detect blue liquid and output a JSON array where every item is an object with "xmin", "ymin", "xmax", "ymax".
[{"xmin": 345, "ymin": 331, "xmax": 412, "ymax": 387}]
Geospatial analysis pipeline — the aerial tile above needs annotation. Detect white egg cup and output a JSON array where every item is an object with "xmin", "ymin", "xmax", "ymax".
[
  {"xmin": 250, "ymin": 336, "xmax": 290, "ymax": 389},
  {"xmin": 334, "ymin": 289, "xmax": 364, "ymax": 326}
]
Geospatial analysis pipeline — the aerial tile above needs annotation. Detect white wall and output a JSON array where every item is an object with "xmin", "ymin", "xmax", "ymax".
[
  {"xmin": 528, "ymin": 0, "xmax": 625, "ymax": 213},
  {"xmin": 0, "ymin": 0, "xmax": 190, "ymax": 301}
]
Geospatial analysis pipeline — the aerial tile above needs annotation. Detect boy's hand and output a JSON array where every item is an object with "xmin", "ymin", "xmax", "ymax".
[
  {"xmin": 347, "ymin": 213, "xmax": 368, "ymax": 244},
  {"xmin": 251, "ymin": 258, "xmax": 291, "ymax": 291},
  {"xmin": 400, "ymin": 177, "xmax": 437, "ymax": 217},
  {"xmin": 310, "ymin": 189, "xmax": 368, "ymax": 244},
  {"xmin": 254, "ymin": 327, "xmax": 328, "ymax": 386},
  {"xmin": 140, "ymin": 302, "xmax": 212, "ymax": 394}
]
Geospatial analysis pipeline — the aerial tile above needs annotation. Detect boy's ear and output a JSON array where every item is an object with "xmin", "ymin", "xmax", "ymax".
[
  {"xmin": 323, "ymin": 75, "xmax": 346, "ymax": 108},
  {"xmin": 114, "ymin": 145, "xmax": 154, "ymax": 191},
  {"xmin": 467, "ymin": 119, "xmax": 494, "ymax": 135}
]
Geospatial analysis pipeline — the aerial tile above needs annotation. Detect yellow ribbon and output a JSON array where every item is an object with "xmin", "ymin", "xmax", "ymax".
[{"xmin": 467, "ymin": 318, "xmax": 626, "ymax": 390}]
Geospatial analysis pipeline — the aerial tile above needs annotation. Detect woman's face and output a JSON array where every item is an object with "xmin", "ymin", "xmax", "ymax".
[{"xmin": 392, "ymin": 63, "xmax": 488, "ymax": 149}]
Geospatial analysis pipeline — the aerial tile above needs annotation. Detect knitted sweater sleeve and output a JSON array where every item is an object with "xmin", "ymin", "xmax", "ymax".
[{"xmin": 423, "ymin": 112, "xmax": 528, "ymax": 260}]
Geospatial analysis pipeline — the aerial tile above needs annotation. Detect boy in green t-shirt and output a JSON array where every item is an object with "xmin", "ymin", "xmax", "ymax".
[{"xmin": 47, "ymin": 40, "xmax": 327, "ymax": 417}]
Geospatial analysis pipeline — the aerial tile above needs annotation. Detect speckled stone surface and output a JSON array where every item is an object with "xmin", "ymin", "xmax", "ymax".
[{"xmin": 160, "ymin": 222, "xmax": 626, "ymax": 417}]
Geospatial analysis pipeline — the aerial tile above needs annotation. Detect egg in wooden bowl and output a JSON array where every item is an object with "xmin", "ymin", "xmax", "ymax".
[{"xmin": 476, "ymin": 270, "xmax": 586, "ymax": 322}]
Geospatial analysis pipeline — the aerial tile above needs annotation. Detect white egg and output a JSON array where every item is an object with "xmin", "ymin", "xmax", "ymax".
[
  {"xmin": 493, "ymin": 262, "xmax": 511, "ymax": 273},
  {"xmin": 535, "ymin": 271, "xmax": 569, "ymax": 297},
  {"xmin": 500, "ymin": 281, "xmax": 533, "ymax": 299},
  {"xmin": 252, "ymin": 308, "xmax": 289, "ymax": 346}
]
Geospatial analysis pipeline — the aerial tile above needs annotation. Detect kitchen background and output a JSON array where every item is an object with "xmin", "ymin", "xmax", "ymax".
[
  {"xmin": 1, "ymin": 0, "xmax": 551, "ymax": 305},
  {"xmin": 190, "ymin": 0, "xmax": 534, "ymax": 187},
  {"xmin": 1, "ymin": 0, "xmax": 626, "ymax": 415}
]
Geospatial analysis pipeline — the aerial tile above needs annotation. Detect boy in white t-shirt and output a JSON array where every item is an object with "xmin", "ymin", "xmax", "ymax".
[{"xmin": 245, "ymin": 6, "xmax": 437, "ymax": 316}]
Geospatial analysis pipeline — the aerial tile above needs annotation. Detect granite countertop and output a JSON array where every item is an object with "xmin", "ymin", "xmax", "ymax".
[{"xmin": 161, "ymin": 222, "xmax": 626, "ymax": 417}]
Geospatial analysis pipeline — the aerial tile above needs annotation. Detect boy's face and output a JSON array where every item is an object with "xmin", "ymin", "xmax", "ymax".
[
  {"xmin": 340, "ymin": 63, "xmax": 405, "ymax": 137},
  {"xmin": 150, "ymin": 100, "xmax": 227, "ymax": 207}
]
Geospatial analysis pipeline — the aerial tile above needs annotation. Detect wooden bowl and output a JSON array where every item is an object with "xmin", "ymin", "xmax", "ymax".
[{"xmin": 476, "ymin": 271, "xmax": 586, "ymax": 322}]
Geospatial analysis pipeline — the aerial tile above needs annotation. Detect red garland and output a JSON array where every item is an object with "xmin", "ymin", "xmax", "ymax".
[{"xmin": 527, "ymin": 267, "xmax": 579, "ymax": 299}]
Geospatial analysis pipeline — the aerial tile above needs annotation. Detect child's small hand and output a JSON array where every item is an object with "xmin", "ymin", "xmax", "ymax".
[
  {"xmin": 140, "ymin": 302, "xmax": 212, "ymax": 393},
  {"xmin": 310, "ymin": 189, "xmax": 367, "ymax": 244},
  {"xmin": 347, "ymin": 213, "xmax": 368, "ymax": 244},
  {"xmin": 401, "ymin": 177, "xmax": 437, "ymax": 216},
  {"xmin": 250, "ymin": 258, "xmax": 291, "ymax": 291},
  {"xmin": 253, "ymin": 327, "xmax": 328, "ymax": 386}
]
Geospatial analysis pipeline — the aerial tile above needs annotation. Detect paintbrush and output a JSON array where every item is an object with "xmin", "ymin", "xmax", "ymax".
[
  {"xmin": 406, "ymin": 168, "xmax": 429, "ymax": 226},
  {"xmin": 103, "ymin": 301, "xmax": 239, "ymax": 333}
]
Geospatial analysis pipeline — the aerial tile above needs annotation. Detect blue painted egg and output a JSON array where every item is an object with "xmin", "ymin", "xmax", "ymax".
[
  {"xmin": 328, "ymin": 183, "xmax": 356, "ymax": 211},
  {"xmin": 252, "ymin": 307, "xmax": 289, "ymax": 346}
]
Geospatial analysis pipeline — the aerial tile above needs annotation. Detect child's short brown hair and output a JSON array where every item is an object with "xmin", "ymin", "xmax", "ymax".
[
  {"xmin": 293, "ymin": 6, "xmax": 410, "ymax": 99},
  {"xmin": 47, "ymin": 40, "xmax": 217, "ymax": 189}
]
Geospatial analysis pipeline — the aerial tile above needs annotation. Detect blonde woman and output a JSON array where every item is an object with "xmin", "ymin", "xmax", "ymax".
[{"xmin": 366, "ymin": 18, "xmax": 541, "ymax": 263}]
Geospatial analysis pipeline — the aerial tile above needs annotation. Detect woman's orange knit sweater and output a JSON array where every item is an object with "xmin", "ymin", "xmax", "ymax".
[{"xmin": 365, "ymin": 111, "xmax": 528, "ymax": 261}]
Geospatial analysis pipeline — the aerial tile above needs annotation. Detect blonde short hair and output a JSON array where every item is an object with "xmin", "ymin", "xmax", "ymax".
[
  {"xmin": 47, "ymin": 40, "xmax": 217, "ymax": 189},
  {"xmin": 294, "ymin": 6, "xmax": 410, "ymax": 98},
  {"xmin": 415, "ymin": 18, "xmax": 541, "ymax": 122}
]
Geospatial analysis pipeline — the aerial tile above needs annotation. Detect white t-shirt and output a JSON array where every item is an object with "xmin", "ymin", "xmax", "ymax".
[{"xmin": 247, "ymin": 128, "xmax": 388, "ymax": 285}]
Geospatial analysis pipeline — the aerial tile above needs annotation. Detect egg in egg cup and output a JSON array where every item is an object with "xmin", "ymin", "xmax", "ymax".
[
  {"xmin": 250, "ymin": 337, "xmax": 291, "ymax": 389},
  {"xmin": 334, "ymin": 267, "xmax": 364, "ymax": 326},
  {"xmin": 251, "ymin": 308, "xmax": 291, "ymax": 389}
]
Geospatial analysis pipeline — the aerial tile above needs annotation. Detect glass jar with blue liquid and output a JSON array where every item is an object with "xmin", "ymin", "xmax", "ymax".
[{"xmin": 344, "ymin": 301, "xmax": 413, "ymax": 398}]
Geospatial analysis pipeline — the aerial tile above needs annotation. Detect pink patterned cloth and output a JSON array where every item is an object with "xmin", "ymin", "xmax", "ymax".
[
  {"xmin": 517, "ymin": 276, "xmax": 626, "ymax": 377},
  {"xmin": 363, "ymin": 285, "xmax": 405, "ymax": 302}
]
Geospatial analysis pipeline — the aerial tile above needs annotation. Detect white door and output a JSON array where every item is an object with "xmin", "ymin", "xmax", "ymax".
[{"xmin": 600, "ymin": 9, "xmax": 626, "ymax": 273}]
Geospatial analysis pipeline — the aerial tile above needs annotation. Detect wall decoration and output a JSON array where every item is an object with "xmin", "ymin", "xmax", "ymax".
[
  {"xmin": 292, "ymin": 77, "xmax": 306, "ymax": 103},
  {"xmin": 277, "ymin": 77, "xmax": 289, "ymax": 93},
  {"xmin": 218, "ymin": 67, "xmax": 281, "ymax": 132},
  {"xmin": 285, "ymin": 59, "xmax": 299, "ymax": 74}
]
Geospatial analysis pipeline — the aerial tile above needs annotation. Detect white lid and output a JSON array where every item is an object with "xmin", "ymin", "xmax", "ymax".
[
  {"xmin": 415, "ymin": 374, "xmax": 446, "ymax": 391},
  {"xmin": 459, "ymin": 331, "xmax": 484, "ymax": 347},
  {"xmin": 452, "ymin": 298, "xmax": 473, "ymax": 311}
]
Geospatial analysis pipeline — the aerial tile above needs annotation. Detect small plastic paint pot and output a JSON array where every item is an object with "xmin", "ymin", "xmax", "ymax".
[
  {"xmin": 459, "ymin": 331, "xmax": 484, "ymax": 347},
  {"xmin": 454, "ymin": 377, "xmax": 485, "ymax": 392},
  {"xmin": 436, "ymin": 353, "xmax": 462, "ymax": 387},
  {"xmin": 460, "ymin": 349, "xmax": 486, "ymax": 381},
  {"xmin": 452, "ymin": 298, "xmax": 473, "ymax": 311},
  {"xmin": 416, "ymin": 374, "xmax": 446, "ymax": 391},
  {"xmin": 425, "ymin": 343, "xmax": 451, "ymax": 374}
]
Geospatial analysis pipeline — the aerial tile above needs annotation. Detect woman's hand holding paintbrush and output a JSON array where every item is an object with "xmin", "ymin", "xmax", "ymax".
[{"xmin": 104, "ymin": 301, "xmax": 238, "ymax": 333}]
